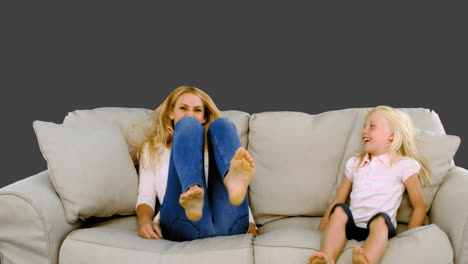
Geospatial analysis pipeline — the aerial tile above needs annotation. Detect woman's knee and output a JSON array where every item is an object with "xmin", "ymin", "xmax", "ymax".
[
  {"xmin": 208, "ymin": 117, "xmax": 235, "ymax": 133},
  {"xmin": 175, "ymin": 116, "xmax": 204, "ymax": 131},
  {"xmin": 173, "ymin": 117, "xmax": 204, "ymax": 144}
]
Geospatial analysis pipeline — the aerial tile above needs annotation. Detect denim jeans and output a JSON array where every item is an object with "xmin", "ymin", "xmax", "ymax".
[{"xmin": 160, "ymin": 116, "xmax": 250, "ymax": 241}]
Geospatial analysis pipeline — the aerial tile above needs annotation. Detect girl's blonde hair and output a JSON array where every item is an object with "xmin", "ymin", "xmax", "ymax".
[
  {"xmin": 126, "ymin": 86, "xmax": 222, "ymax": 169},
  {"xmin": 356, "ymin": 106, "xmax": 432, "ymax": 186}
]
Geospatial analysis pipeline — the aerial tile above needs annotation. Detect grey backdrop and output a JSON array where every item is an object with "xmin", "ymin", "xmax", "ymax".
[{"xmin": 1, "ymin": 2, "xmax": 466, "ymax": 188}]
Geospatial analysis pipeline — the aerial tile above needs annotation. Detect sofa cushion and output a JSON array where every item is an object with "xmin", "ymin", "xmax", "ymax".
[
  {"xmin": 258, "ymin": 216, "xmax": 322, "ymax": 236},
  {"xmin": 396, "ymin": 132, "xmax": 460, "ymax": 223},
  {"xmin": 60, "ymin": 216, "xmax": 254, "ymax": 264},
  {"xmin": 257, "ymin": 216, "xmax": 412, "ymax": 237},
  {"xmin": 33, "ymin": 120, "xmax": 139, "ymax": 224},
  {"xmin": 336, "ymin": 224, "xmax": 453, "ymax": 264},
  {"xmin": 254, "ymin": 216, "xmax": 452, "ymax": 264},
  {"xmin": 247, "ymin": 110, "xmax": 360, "ymax": 225}
]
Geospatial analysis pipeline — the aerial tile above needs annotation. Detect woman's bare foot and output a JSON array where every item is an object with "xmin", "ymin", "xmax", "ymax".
[
  {"xmin": 307, "ymin": 252, "xmax": 334, "ymax": 264},
  {"xmin": 352, "ymin": 245, "xmax": 369, "ymax": 264},
  {"xmin": 224, "ymin": 147, "xmax": 255, "ymax": 206},
  {"xmin": 179, "ymin": 185, "xmax": 204, "ymax": 221}
]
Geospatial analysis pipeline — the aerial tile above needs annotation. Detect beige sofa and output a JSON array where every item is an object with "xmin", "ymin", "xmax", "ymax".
[{"xmin": 0, "ymin": 107, "xmax": 466, "ymax": 264}]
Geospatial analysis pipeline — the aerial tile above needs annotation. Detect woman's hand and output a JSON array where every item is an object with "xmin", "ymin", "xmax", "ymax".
[
  {"xmin": 138, "ymin": 218, "xmax": 163, "ymax": 239},
  {"xmin": 248, "ymin": 222, "xmax": 258, "ymax": 237}
]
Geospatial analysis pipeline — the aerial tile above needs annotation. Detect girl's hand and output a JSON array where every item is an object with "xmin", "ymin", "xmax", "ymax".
[
  {"xmin": 317, "ymin": 220, "xmax": 327, "ymax": 232},
  {"xmin": 138, "ymin": 218, "xmax": 163, "ymax": 239},
  {"xmin": 248, "ymin": 222, "xmax": 258, "ymax": 237}
]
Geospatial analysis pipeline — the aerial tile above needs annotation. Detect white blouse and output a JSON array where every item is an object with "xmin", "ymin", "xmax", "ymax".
[{"xmin": 136, "ymin": 146, "xmax": 255, "ymax": 227}]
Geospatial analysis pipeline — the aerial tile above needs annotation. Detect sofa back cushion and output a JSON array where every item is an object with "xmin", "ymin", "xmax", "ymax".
[
  {"xmin": 33, "ymin": 120, "xmax": 139, "ymax": 224},
  {"xmin": 396, "ymin": 132, "xmax": 460, "ymax": 223},
  {"xmin": 247, "ymin": 110, "xmax": 358, "ymax": 225}
]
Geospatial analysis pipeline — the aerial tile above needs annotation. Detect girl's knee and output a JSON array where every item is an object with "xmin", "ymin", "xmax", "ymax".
[
  {"xmin": 369, "ymin": 216, "xmax": 388, "ymax": 232},
  {"xmin": 330, "ymin": 206, "xmax": 348, "ymax": 223}
]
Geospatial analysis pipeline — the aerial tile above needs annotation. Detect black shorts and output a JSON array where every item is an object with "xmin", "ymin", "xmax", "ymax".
[{"xmin": 330, "ymin": 203, "xmax": 397, "ymax": 241}]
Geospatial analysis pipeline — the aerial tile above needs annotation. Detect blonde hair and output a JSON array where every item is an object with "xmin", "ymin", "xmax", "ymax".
[
  {"xmin": 126, "ymin": 86, "xmax": 222, "ymax": 169},
  {"xmin": 356, "ymin": 106, "xmax": 432, "ymax": 186}
]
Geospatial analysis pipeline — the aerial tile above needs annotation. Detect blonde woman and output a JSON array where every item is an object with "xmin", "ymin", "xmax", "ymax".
[
  {"xmin": 308, "ymin": 106, "xmax": 430, "ymax": 264},
  {"xmin": 129, "ymin": 86, "xmax": 256, "ymax": 242}
]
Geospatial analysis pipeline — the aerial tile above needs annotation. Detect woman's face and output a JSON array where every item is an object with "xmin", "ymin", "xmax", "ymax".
[{"xmin": 169, "ymin": 92, "xmax": 206, "ymax": 126}]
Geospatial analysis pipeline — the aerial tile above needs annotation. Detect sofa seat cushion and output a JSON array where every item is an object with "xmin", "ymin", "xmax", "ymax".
[
  {"xmin": 60, "ymin": 216, "xmax": 254, "ymax": 264},
  {"xmin": 254, "ymin": 217, "xmax": 452, "ymax": 264}
]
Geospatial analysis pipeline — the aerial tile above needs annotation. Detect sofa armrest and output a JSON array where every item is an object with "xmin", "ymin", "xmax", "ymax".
[
  {"xmin": 0, "ymin": 170, "xmax": 83, "ymax": 264},
  {"xmin": 430, "ymin": 166, "xmax": 468, "ymax": 264}
]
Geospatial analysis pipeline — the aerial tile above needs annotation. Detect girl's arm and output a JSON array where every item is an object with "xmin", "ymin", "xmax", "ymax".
[
  {"xmin": 317, "ymin": 176, "xmax": 352, "ymax": 232},
  {"xmin": 404, "ymin": 173, "xmax": 426, "ymax": 229}
]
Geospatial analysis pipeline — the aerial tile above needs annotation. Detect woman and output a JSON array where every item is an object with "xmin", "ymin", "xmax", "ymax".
[{"xmin": 127, "ymin": 86, "xmax": 257, "ymax": 242}]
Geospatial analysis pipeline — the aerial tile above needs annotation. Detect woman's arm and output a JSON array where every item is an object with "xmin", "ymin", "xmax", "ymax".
[
  {"xmin": 248, "ymin": 222, "xmax": 258, "ymax": 237},
  {"xmin": 317, "ymin": 176, "xmax": 352, "ymax": 232},
  {"xmin": 136, "ymin": 203, "xmax": 162, "ymax": 239},
  {"xmin": 135, "ymin": 162, "xmax": 157, "ymax": 222},
  {"xmin": 247, "ymin": 206, "xmax": 258, "ymax": 236},
  {"xmin": 404, "ymin": 173, "xmax": 426, "ymax": 229},
  {"xmin": 135, "ymin": 150, "xmax": 162, "ymax": 239},
  {"xmin": 136, "ymin": 203, "xmax": 155, "ymax": 223}
]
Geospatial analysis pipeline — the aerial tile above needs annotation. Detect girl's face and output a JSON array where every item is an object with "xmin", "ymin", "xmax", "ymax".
[
  {"xmin": 169, "ymin": 92, "xmax": 206, "ymax": 126},
  {"xmin": 362, "ymin": 112, "xmax": 394, "ymax": 157}
]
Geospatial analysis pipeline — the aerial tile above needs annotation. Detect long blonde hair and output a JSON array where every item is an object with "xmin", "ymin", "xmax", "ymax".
[
  {"xmin": 126, "ymin": 86, "xmax": 222, "ymax": 169},
  {"xmin": 356, "ymin": 106, "xmax": 432, "ymax": 186}
]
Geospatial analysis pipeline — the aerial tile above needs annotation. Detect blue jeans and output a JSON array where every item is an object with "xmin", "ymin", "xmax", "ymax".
[{"xmin": 160, "ymin": 116, "xmax": 250, "ymax": 241}]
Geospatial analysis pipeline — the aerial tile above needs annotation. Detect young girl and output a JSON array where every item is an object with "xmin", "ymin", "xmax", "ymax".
[
  {"xmin": 308, "ymin": 106, "xmax": 430, "ymax": 264},
  {"xmin": 128, "ymin": 86, "xmax": 257, "ymax": 242}
]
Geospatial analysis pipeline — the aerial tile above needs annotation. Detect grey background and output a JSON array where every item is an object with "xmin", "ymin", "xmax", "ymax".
[{"xmin": 1, "ymin": 2, "xmax": 466, "ymax": 188}]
